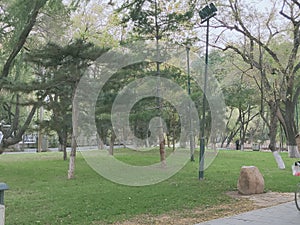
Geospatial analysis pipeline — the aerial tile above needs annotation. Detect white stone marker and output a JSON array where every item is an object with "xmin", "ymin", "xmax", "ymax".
[{"xmin": 0, "ymin": 204, "xmax": 4, "ymax": 225}]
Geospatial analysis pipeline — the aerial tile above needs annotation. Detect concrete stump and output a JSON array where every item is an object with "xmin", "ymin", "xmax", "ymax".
[
  {"xmin": 0, "ymin": 204, "xmax": 4, "ymax": 225},
  {"xmin": 237, "ymin": 166, "xmax": 264, "ymax": 195}
]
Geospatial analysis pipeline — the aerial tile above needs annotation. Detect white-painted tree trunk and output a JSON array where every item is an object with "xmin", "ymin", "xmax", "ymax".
[
  {"xmin": 240, "ymin": 144, "xmax": 244, "ymax": 151},
  {"xmin": 272, "ymin": 151, "xmax": 286, "ymax": 169},
  {"xmin": 288, "ymin": 145, "xmax": 300, "ymax": 158},
  {"xmin": 0, "ymin": 131, "xmax": 3, "ymax": 144},
  {"xmin": 68, "ymin": 91, "xmax": 78, "ymax": 179},
  {"xmin": 68, "ymin": 155, "xmax": 75, "ymax": 179}
]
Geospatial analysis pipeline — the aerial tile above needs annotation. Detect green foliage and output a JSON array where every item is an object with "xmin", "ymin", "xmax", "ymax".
[
  {"xmin": 0, "ymin": 0, "xmax": 49, "ymax": 49},
  {"xmin": 117, "ymin": 0, "xmax": 194, "ymax": 42},
  {"xmin": 70, "ymin": 1, "xmax": 118, "ymax": 46},
  {"xmin": 0, "ymin": 0, "xmax": 81, "ymax": 150},
  {"xmin": 95, "ymin": 61, "xmax": 193, "ymax": 146},
  {"xmin": 25, "ymin": 39, "xmax": 108, "ymax": 146},
  {"xmin": 207, "ymin": 49, "xmax": 262, "ymax": 143}
]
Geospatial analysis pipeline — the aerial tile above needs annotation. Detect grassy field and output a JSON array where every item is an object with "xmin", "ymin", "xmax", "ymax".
[{"xmin": 0, "ymin": 149, "xmax": 299, "ymax": 225}]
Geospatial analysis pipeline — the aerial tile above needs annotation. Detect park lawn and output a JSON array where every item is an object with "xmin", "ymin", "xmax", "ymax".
[{"xmin": 0, "ymin": 149, "xmax": 299, "ymax": 225}]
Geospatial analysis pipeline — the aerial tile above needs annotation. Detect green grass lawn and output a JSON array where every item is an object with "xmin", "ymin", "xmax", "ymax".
[{"xmin": 0, "ymin": 149, "xmax": 299, "ymax": 225}]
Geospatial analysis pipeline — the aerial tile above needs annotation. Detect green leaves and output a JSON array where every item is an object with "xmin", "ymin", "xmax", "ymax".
[{"xmin": 117, "ymin": 0, "xmax": 195, "ymax": 42}]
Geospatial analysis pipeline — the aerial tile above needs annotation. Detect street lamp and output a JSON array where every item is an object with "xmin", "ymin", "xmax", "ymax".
[
  {"xmin": 198, "ymin": 3, "xmax": 217, "ymax": 180},
  {"xmin": 186, "ymin": 42, "xmax": 195, "ymax": 161}
]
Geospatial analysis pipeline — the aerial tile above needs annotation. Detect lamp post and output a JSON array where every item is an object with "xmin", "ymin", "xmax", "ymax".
[
  {"xmin": 198, "ymin": 3, "xmax": 217, "ymax": 180},
  {"xmin": 186, "ymin": 43, "xmax": 195, "ymax": 161}
]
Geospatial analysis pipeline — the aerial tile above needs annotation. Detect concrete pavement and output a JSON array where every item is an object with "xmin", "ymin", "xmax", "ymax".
[{"xmin": 195, "ymin": 201, "xmax": 300, "ymax": 225}]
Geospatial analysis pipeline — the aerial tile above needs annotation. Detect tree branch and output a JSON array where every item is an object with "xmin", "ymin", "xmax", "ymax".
[{"xmin": 1, "ymin": 0, "xmax": 47, "ymax": 79}]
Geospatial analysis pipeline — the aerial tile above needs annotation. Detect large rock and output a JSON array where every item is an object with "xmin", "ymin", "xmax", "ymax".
[{"xmin": 237, "ymin": 166, "xmax": 264, "ymax": 195}]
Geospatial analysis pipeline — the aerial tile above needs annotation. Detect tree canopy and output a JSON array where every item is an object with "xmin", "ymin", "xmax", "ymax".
[{"xmin": 1, "ymin": 0, "xmax": 300, "ymax": 171}]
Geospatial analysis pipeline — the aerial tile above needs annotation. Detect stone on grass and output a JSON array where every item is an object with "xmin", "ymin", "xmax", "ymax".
[{"xmin": 237, "ymin": 166, "xmax": 264, "ymax": 195}]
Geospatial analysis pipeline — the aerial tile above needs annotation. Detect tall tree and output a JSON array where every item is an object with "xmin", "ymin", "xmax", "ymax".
[
  {"xmin": 0, "ymin": 0, "xmax": 81, "ymax": 153},
  {"xmin": 27, "ymin": 39, "xmax": 108, "ymax": 177},
  {"xmin": 0, "ymin": 0, "xmax": 48, "ymax": 153},
  {"xmin": 117, "ymin": 0, "xmax": 194, "ymax": 165},
  {"xmin": 214, "ymin": 0, "xmax": 300, "ymax": 159}
]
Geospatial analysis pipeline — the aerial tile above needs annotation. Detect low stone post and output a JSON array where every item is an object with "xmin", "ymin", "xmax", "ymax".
[
  {"xmin": 0, "ymin": 183, "xmax": 8, "ymax": 225},
  {"xmin": 237, "ymin": 166, "xmax": 264, "ymax": 195},
  {"xmin": 0, "ymin": 204, "xmax": 4, "ymax": 225}
]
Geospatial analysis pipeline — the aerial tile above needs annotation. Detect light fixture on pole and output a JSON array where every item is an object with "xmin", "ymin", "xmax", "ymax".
[{"xmin": 198, "ymin": 2, "xmax": 217, "ymax": 180}]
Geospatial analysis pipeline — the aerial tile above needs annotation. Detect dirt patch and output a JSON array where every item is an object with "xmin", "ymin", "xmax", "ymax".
[
  {"xmin": 115, "ymin": 200, "xmax": 256, "ymax": 225},
  {"xmin": 226, "ymin": 191, "xmax": 294, "ymax": 207},
  {"xmin": 114, "ymin": 192, "xmax": 294, "ymax": 225}
]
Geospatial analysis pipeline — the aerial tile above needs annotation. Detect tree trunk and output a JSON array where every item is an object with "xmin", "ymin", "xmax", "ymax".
[
  {"xmin": 189, "ymin": 128, "xmax": 195, "ymax": 161},
  {"xmin": 239, "ymin": 107, "xmax": 244, "ymax": 151},
  {"xmin": 287, "ymin": 145, "xmax": 300, "ymax": 158},
  {"xmin": 268, "ymin": 102, "xmax": 286, "ymax": 169},
  {"xmin": 63, "ymin": 132, "xmax": 68, "ymax": 161},
  {"xmin": 0, "ymin": 131, "xmax": 3, "ymax": 154},
  {"xmin": 68, "ymin": 130, "xmax": 77, "ymax": 179},
  {"xmin": 279, "ymin": 99, "xmax": 300, "ymax": 158},
  {"xmin": 269, "ymin": 109, "xmax": 285, "ymax": 169},
  {"xmin": 68, "ymin": 95, "xmax": 78, "ymax": 179},
  {"xmin": 272, "ymin": 151, "xmax": 285, "ymax": 169},
  {"xmin": 145, "ymin": 138, "xmax": 150, "ymax": 148},
  {"xmin": 63, "ymin": 143, "xmax": 67, "ymax": 161},
  {"xmin": 159, "ymin": 120, "xmax": 166, "ymax": 167},
  {"xmin": 226, "ymin": 126, "xmax": 240, "ymax": 148},
  {"xmin": 172, "ymin": 129, "xmax": 176, "ymax": 152},
  {"xmin": 68, "ymin": 150, "xmax": 76, "ymax": 179},
  {"xmin": 37, "ymin": 106, "xmax": 43, "ymax": 153},
  {"xmin": 179, "ymin": 134, "xmax": 187, "ymax": 148},
  {"xmin": 96, "ymin": 133, "xmax": 104, "ymax": 150},
  {"xmin": 109, "ymin": 132, "xmax": 116, "ymax": 155},
  {"xmin": 285, "ymin": 120, "xmax": 300, "ymax": 158},
  {"xmin": 268, "ymin": 102, "xmax": 278, "ymax": 152},
  {"xmin": 1, "ymin": 0, "xmax": 47, "ymax": 80},
  {"xmin": 166, "ymin": 135, "xmax": 171, "ymax": 148},
  {"xmin": 153, "ymin": 0, "xmax": 166, "ymax": 166},
  {"xmin": 221, "ymin": 136, "xmax": 227, "ymax": 148},
  {"xmin": 58, "ymin": 132, "xmax": 68, "ymax": 160},
  {"xmin": 1, "ymin": 103, "xmax": 38, "ymax": 150}
]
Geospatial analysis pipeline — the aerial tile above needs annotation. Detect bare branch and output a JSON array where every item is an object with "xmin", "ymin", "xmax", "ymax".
[{"xmin": 291, "ymin": 0, "xmax": 300, "ymax": 8}]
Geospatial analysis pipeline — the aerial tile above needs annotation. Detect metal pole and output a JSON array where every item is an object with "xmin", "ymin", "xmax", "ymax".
[
  {"xmin": 199, "ymin": 18, "xmax": 210, "ymax": 180},
  {"xmin": 186, "ymin": 45, "xmax": 195, "ymax": 161}
]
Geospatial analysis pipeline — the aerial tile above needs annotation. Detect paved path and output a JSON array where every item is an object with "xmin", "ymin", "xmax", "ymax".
[{"xmin": 195, "ymin": 201, "xmax": 300, "ymax": 225}]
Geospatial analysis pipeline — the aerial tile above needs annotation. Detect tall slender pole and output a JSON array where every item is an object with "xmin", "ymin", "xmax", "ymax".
[
  {"xmin": 37, "ymin": 106, "xmax": 43, "ymax": 152},
  {"xmin": 199, "ymin": 19, "xmax": 210, "ymax": 180},
  {"xmin": 186, "ymin": 45, "xmax": 195, "ymax": 161}
]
